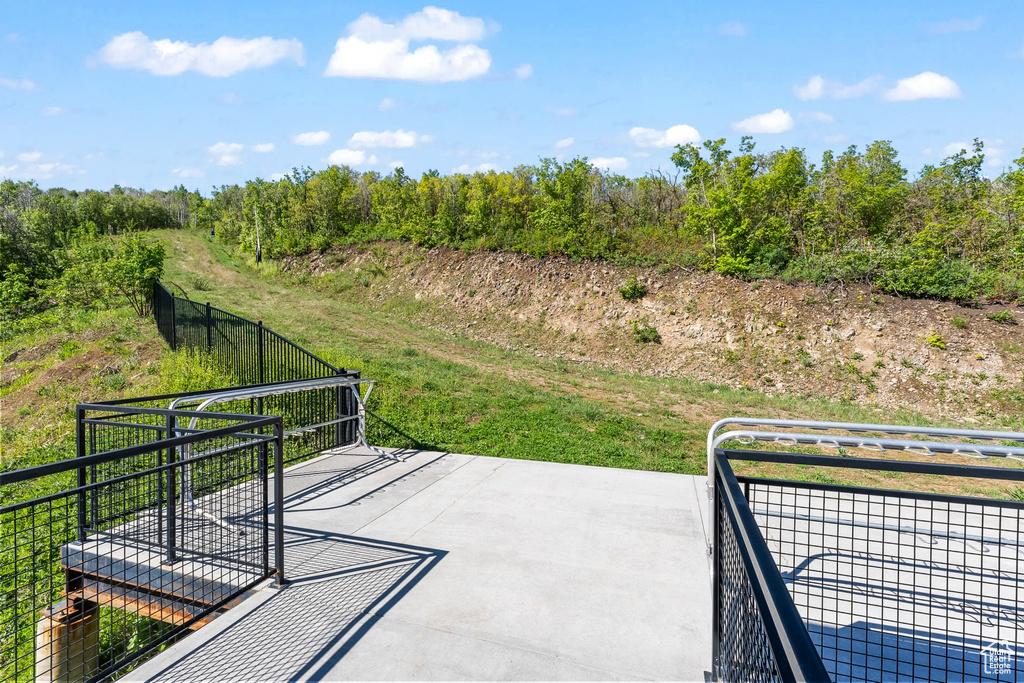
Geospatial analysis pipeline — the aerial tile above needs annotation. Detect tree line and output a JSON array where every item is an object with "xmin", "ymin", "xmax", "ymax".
[
  {"xmin": 3, "ymin": 137, "xmax": 1024, "ymax": 322},
  {"xmin": 212, "ymin": 138, "xmax": 1024, "ymax": 301}
]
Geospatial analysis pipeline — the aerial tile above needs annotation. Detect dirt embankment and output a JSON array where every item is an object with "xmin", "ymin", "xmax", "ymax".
[{"xmin": 286, "ymin": 244, "xmax": 1024, "ymax": 422}]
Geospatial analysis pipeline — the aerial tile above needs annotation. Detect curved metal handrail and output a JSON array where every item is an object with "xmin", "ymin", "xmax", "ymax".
[{"xmin": 168, "ymin": 376, "xmax": 396, "ymax": 534}]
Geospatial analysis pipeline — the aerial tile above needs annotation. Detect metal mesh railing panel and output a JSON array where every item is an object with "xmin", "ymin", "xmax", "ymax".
[
  {"xmin": 153, "ymin": 282, "xmax": 344, "ymax": 386},
  {"xmin": 716, "ymin": 491, "xmax": 785, "ymax": 683},
  {"xmin": 744, "ymin": 479, "xmax": 1024, "ymax": 682},
  {"xmin": 1, "ymin": 409, "xmax": 281, "ymax": 683}
]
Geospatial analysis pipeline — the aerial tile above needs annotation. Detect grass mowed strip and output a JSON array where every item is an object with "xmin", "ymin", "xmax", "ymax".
[{"xmin": 158, "ymin": 230, "xmax": 944, "ymax": 476}]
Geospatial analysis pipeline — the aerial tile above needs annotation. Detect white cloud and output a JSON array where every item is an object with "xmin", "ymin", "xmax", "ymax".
[
  {"xmin": 347, "ymin": 6, "xmax": 492, "ymax": 42},
  {"xmin": 324, "ymin": 7, "xmax": 494, "ymax": 82},
  {"xmin": 799, "ymin": 111, "xmax": 835, "ymax": 124},
  {"xmin": 793, "ymin": 74, "xmax": 882, "ymax": 100},
  {"xmin": 215, "ymin": 92, "xmax": 243, "ymax": 105},
  {"xmin": 252, "ymin": 143, "xmax": 275, "ymax": 153},
  {"xmin": 95, "ymin": 31, "xmax": 304, "ymax": 77},
  {"xmin": 453, "ymin": 162, "xmax": 498, "ymax": 173},
  {"xmin": 0, "ymin": 151, "xmax": 4, "ymax": 158},
  {"xmin": 928, "ymin": 17, "xmax": 983, "ymax": 34},
  {"xmin": 348, "ymin": 129, "xmax": 434, "ymax": 149},
  {"xmin": 793, "ymin": 75, "xmax": 825, "ymax": 100},
  {"xmin": 377, "ymin": 97, "xmax": 401, "ymax": 110},
  {"xmin": 0, "ymin": 77, "xmax": 37, "ymax": 91},
  {"xmin": 208, "ymin": 142, "xmax": 243, "ymax": 166},
  {"xmin": 18, "ymin": 152, "xmax": 41, "ymax": 163},
  {"xmin": 478, "ymin": 151, "xmax": 499, "ymax": 159},
  {"xmin": 883, "ymin": 71, "xmax": 961, "ymax": 101},
  {"xmin": 270, "ymin": 172, "xmax": 287, "ymax": 181},
  {"xmin": 29, "ymin": 162, "xmax": 81, "ymax": 179},
  {"xmin": 40, "ymin": 106, "xmax": 63, "ymax": 116},
  {"xmin": 292, "ymin": 131, "xmax": 330, "ymax": 146},
  {"xmin": 940, "ymin": 139, "xmax": 1006, "ymax": 167},
  {"xmin": 324, "ymin": 36, "xmax": 490, "ymax": 82},
  {"xmin": 388, "ymin": 161, "xmax": 405, "ymax": 170},
  {"xmin": 718, "ymin": 22, "xmax": 748, "ymax": 37},
  {"xmin": 327, "ymin": 149, "xmax": 377, "ymax": 166},
  {"xmin": 628, "ymin": 124, "xmax": 700, "ymax": 148},
  {"xmin": 732, "ymin": 109, "xmax": 794, "ymax": 134},
  {"xmin": 171, "ymin": 167, "xmax": 204, "ymax": 178},
  {"xmin": 942, "ymin": 142, "xmax": 970, "ymax": 156},
  {"xmin": 555, "ymin": 137, "xmax": 574, "ymax": 149},
  {"xmin": 514, "ymin": 63, "xmax": 533, "ymax": 79},
  {"xmin": 552, "ymin": 107, "xmax": 577, "ymax": 118},
  {"xmin": 590, "ymin": 157, "xmax": 628, "ymax": 172},
  {"xmin": 6, "ymin": 160, "xmax": 83, "ymax": 180}
]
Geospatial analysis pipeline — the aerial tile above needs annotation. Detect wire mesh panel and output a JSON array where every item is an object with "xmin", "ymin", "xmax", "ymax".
[
  {"xmin": 0, "ymin": 407, "xmax": 283, "ymax": 683},
  {"xmin": 716, "ymin": 490, "xmax": 785, "ymax": 682},
  {"xmin": 713, "ymin": 454, "xmax": 830, "ymax": 683},
  {"xmin": 743, "ymin": 477, "xmax": 1024, "ymax": 682},
  {"xmin": 152, "ymin": 281, "xmax": 347, "ymax": 386}
]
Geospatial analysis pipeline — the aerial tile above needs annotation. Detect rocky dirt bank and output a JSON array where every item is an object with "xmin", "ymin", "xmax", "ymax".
[{"xmin": 285, "ymin": 244, "xmax": 1024, "ymax": 423}]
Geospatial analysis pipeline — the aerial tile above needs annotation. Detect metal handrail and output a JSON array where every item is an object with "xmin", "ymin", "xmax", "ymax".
[
  {"xmin": 167, "ymin": 376, "xmax": 399, "ymax": 534},
  {"xmin": 704, "ymin": 418, "xmax": 1024, "ymax": 549}
]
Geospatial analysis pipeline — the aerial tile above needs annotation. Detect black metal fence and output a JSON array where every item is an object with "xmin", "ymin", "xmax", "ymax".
[
  {"xmin": 153, "ymin": 281, "xmax": 352, "ymax": 385},
  {"xmin": 89, "ymin": 379, "xmax": 360, "ymax": 467},
  {"xmin": 713, "ymin": 442, "xmax": 1024, "ymax": 683},
  {"xmin": 0, "ymin": 405, "xmax": 284, "ymax": 683},
  {"xmin": 712, "ymin": 452, "xmax": 830, "ymax": 682}
]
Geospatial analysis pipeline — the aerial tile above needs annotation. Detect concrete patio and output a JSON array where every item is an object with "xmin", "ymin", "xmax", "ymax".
[{"xmin": 127, "ymin": 447, "xmax": 713, "ymax": 682}]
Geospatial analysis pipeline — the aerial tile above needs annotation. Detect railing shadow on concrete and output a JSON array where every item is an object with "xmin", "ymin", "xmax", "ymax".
[
  {"xmin": 276, "ymin": 449, "xmax": 452, "ymax": 513},
  {"xmin": 135, "ymin": 528, "xmax": 446, "ymax": 683}
]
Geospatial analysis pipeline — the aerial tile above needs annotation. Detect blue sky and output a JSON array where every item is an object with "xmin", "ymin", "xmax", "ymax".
[{"xmin": 1, "ymin": 1, "xmax": 1022, "ymax": 191}]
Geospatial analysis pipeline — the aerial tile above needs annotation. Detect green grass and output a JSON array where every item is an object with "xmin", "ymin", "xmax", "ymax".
[{"xmin": 155, "ymin": 229, "xmax": 939, "ymax": 475}]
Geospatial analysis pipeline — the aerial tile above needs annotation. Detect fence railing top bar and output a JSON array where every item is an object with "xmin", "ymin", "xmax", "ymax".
[
  {"xmin": 91, "ymin": 376, "xmax": 352, "ymax": 408},
  {"xmin": 77, "ymin": 402, "xmax": 285, "ymax": 423},
  {"xmin": 715, "ymin": 451, "xmax": 830, "ymax": 683},
  {"xmin": 706, "ymin": 417, "xmax": 1024, "ymax": 499},
  {"xmin": 166, "ymin": 376, "xmax": 374, "ymax": 410},
  {"xmin": 713, "ymin": 429, "xmax": 1024, "ymax": 460},
  {"xmin": 0, "ymin": 414, "xmax": 281, "ymax": 487}
]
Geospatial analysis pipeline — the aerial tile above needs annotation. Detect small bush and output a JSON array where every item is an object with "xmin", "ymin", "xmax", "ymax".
[
  {"xmin": 950, "ymin": 316, "xmax": 967, "ymax": 329},
  {"xmin": 851, "ymin": 352, "xmax": 865, "ymax": 361},
  {"xmin": 618, "ymin": 275, "xmax": 648, "ymax": 302},
  {"xmin": 986, "ymin": 310, "xmax": 1017, "ymax": 325},
  {"xmin": 925, "ymin": 332, "xmax": 946, "ymax": 349},
  {"xmin": 57, "ymin": 341, "xmax": 81, "ymax": 360},
  {"xmin": 796, "ymin": 348, "xmax": 814, "ymax": 367},
  {"xmin": 631, "ymin": 318, "xmax": 661, "ymax": 343},
  {"xmin": 190, "ymin": 275, "xmax": 213, "ymax": 292}
]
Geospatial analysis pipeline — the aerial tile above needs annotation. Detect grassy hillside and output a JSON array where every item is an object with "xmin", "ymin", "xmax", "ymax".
[
  {"xmin": 157, "ymin": 229, "xmax": 939, "ymax": 477},
  {"xmin": 0, "ymin": 304, "xmax": 232, "ymax": 487}
]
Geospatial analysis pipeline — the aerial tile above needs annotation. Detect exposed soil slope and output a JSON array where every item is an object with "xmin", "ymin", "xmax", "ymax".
[{"xmin": 286, "ymin": 244, "xmax": 1024, "ymax": 423}]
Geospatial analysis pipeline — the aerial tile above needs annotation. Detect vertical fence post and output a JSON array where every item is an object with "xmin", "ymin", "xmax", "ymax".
[
  {"xmin": 206, "ymin": 302, "xmax": 213, "ymax": 353},
  {"xmin": 273, "ymin": 420, "xmax": 286, "ymax": 585},
  {"xmin": 170, "ymin": 291, "xmax": 177, "ymax": 350},
  {"xmin": 335, "ymin": 368, "xmax": 345, "ymax": 448},
  {"xmin": 259, "ymin": 435, "xmax": 269, "ymax": 580},
  {"xmin": 89, "ymin": 424, "xmax": 98, "ymax": 531},
  {"xmin": 75, "ymin": 406, "xmax": 88, "ymax": 542},
  {"xmin": 165, "ymin": 413, "xmax": 177, "ymax": 564},
  {"xmin": 258, "ymin": 322, "xmax": 265, "ymax": 385},
  {"xmin": 711, "ymin": 477, "xmax": 721, "ymax": 680}
]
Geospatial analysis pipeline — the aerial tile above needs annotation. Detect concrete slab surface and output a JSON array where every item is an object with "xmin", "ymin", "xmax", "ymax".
[{"xmin": 127, "ymin": 448, "xmax": 712, "ymax": 682}]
